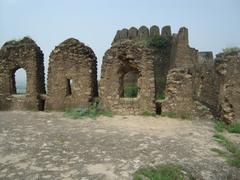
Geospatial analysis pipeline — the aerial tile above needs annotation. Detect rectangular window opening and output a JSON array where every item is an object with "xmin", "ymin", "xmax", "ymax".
[{"xmin": 66, "ymin": 79, "xmax": 73, "ymax": 96}]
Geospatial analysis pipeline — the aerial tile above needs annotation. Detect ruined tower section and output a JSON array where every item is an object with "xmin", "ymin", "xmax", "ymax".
[
  {"xmin": 169, "ymin": 27, "xmax": 198, "ymax": 68},
  {"xmin": 162, "ymin": 28, "xmax": 214, "ymax": 119},
  {"xmin": 112, "ymin": 25, "xmax": 173, "ymax": 101},
  {"xmin": 215, "ymin": 52, "xmax": 240, "ymax": 123},
  {"xmin": 0, "ymin": 37, "xmax": 45, "ymax": 110},
  {"xmin": 46, "ymin": 38, "xmax": 98, "ymax": 110},
  {"xmin": 99, "ymin": 41, "xmax": 156, "ymax": 115}
]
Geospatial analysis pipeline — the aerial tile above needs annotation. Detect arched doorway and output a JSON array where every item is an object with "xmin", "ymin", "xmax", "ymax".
[
  {"xmin": 121, "ymin": 70, "xmax": 139, "ymax": 98},
  {"xmin": 12, "ymin": 68, "xmax": 27, "ymax": 94}
]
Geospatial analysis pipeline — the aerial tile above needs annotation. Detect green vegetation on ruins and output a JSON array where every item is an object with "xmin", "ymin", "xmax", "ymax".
[
  {"xmin": 133, "ymin": 36, "xmax": 171, "ymax": 50},
  {"xmin": 147, "ymin": 36, "xmax": 171, "ymax": 49},
  {"xmin": 123, "ymin": 84, "xmax": 139, "ymax": 98},
  {"xmin": 155, "ymin": 79, "xmax": 166, "ymax": 100},
  {"xmin": 214, "ymin": 121, "xmax": 240, "ymax": 134},
  {"xmin": 65, "ymin": 100, "xmax": 113, "ymax": 119},
  {"xmin": 156, "ymin": 92, "xmax": 165, "ymax": 100},
  {"xmin": 161, "ymin": 111, "xmax": 192, "ymax": 120},
  {"xmin": 142, "ymin": 111, "xmax": 157, "ymax": 116},
  {"xmin": 222, "ymin": 47, "xmax": 240, "ymax": 54},
  {"xmin": 133, "ymin": 163, "xmax": 195, "ymax": 180},
  {"xmin": 212, "ymin": 134, "xmax": 240, "ymax": 168},
  {"xmin": 212, "ymin": 119, "xmax": 240, "ymax": 168}
]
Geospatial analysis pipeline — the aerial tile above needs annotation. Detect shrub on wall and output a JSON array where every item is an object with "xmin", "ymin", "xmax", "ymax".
[
  {"xmin": 147, "ymin": 36, "xmax": 170, "ymax": 49},
  {"xmin": 124, "ymin": 84, "xmax": 139, "ymax": 97},
  {"xmin": 222, "ymin": 47, "xmax": 240, "ymax": 54}
]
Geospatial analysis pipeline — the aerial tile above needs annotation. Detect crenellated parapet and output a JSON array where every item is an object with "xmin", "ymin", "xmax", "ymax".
[
  {"xmin": 112, "ymin": 25, "xmax": 198, "ymax": 68},
  {"xmin": 112, "ymin": 25, "xmax": 172, "ymax": 44}
]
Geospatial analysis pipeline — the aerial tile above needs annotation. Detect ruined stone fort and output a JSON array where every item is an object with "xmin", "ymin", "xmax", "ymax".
[{"xmin": 0, "ymin": 25, "xmax": 239, "ymax": 124}]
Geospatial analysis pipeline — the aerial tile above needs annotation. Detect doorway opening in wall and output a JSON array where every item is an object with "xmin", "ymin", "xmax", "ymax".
[
  {"xmin": 38, "ymin": 99, "xmax": 45, "ymax": 111},
  {"xmin": 66, "ymin": 79, "xmax": 73, "ymax": 96},
  {"xmin": 121, "ymin": 71, "xmax": 139, "ymax": 98},
  {"xmin": 12, "ymin": 68, "xmax": 27, "ymax": 94}
]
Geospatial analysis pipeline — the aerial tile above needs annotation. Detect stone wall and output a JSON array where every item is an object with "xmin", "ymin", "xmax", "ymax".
[
  {"xmin": 161, "ymin": 27, "xmax": 219, "ymax": 120},
  {"xmin": 215, "ymin": 51, "xmax": 240, "ymax": 123},
  {"xmin": 192, "ymin": 52, "xmax": 219, "ymax": 116},
  {"xmin": 162, "ymin": 68, "xmax": 213, "ymax": 120},
  {"xmin": 46, "ymin": 38, "xmax": 98, "ymax": 110},
  {"xmin": 0, "ymin": 27, "xmax": 239, "ymax": 124},
  {"xmin": 99, "ymin": 40, "xmax": 156, "ymax": 115},
  {"xmin": 0, "ymin": 37, "xmax": 45, "ymax": 110},
  {"xmin": 112, "ymin": 25, "xmax": 172, "ymax": 44}
]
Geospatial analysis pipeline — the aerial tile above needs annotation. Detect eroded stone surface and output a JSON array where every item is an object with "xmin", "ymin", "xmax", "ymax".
[
  {"xmin": 162, "ymin": 67, "xmax": 213, "ymax": 120},
  {"xmin": 0, "ymin": 37, "xmax": 45, "ymax": 111},
  {"xmin": 0, "ymin": 111, "xmax": 239, "ymax": 180},
  {"xmin": 46, "ymin": 38, "xmax": 98, "ymax": 110},
  {"xmin": 215, "ymin": 52, "xmax": 240, "ymax": 123},
  {"xmin": 99, "ymin": 40, "xmax": 156, "ymax": 114}
]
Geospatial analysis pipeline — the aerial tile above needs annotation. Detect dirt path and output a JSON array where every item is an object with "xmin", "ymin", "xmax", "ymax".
[{"xmin": 0, "ymin": 111, "xmax": 239, "ymax": 180}]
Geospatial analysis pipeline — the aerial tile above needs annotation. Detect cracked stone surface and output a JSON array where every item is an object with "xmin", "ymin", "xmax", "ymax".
[{"xmin": 0, "ymin": 111, "xmax": 239, "ymax": 180}]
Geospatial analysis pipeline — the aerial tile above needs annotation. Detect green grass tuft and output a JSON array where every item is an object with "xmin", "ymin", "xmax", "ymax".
[
  {"xmin": 161, "ymin": 111, "xmax": 178, "ymax": 119},
  {"xmin": 214, "ymin": 121, "xmax": 240, "ymax": 134},
  {"xmin": 222, "ymin": 47, "xmax": 240, "ymax": 55},
  {"xmin": 161, "ymin": 111, "xmax": 192, "ymax": 120},
  {"xmin": 156, "ymin": 92, "xmax": 165, "ymax": 100},
  {"xmin": 133, "ymin": 163, "xmax": 195, "ymax": 180},
  {"xmin": 212, "ymin": 134, "xmax": 240, "ymax": 168},
  {"xmin": 65, "ymin": 101, "xmax": 113, "ymax": 120},
  {"xmin": 227, "ymin": 123, "xmax": 240, "ymax": 133},
  {"xmin": 147, "ymin": 36, "xmax": 171, "ymax": 49},
  {"xmin": 124, "ymin": 84, "xmax": 139, "ymax": 98},
  {"xmin": 142, "ymin": 111, "xmax": 156, "ymax": 116},
  {"xmin": 214, "ymin": 121, "xmax": 226, "ymax": 132}
]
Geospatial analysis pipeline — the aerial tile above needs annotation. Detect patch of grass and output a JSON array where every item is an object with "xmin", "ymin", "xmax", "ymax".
[
  {"xmin": 161, "ymin": 111, "xmax": 192, "ymax": 120},
  {"xmin": 212, "ymin": 134, "xmax": 240, "ymax": 168},
  {"xmin": 227, "ymin": 123, "xmax": 240, "ymax": 133},
  {"xmin": 124, "ymin": 84, "xmax": 139, "ymax": 98},
  {"xmin": 156, "ymin": 92, "xmax": 165, "ymax": 100},
  {"xmin": 147, "ymin": 36, "xmax": 171, "ymax": 49},
  {"xmin": 57, "ymin": 135, "xmax": 65, "ymax": 144},
  {"xmin": 179, "ymin": 112, "xmax": 192, "ymax": 120},
  {"xmin": 65, "ymin": 101, "xmax": 113, "ymax": 120},
  {"xmin": 214, "ymin": 121, "xmax": 226, "ymax": 132},
  {"xmin": 133, "ymin": 163, "xmax": 195, "ymax": 180},
  {"xmin": 214, "ymin": 121, "xmax": 240, "ymax": 134},
  {"xmin": 142, "ymin": 111, "xmax": 156, "ymax": 116},
  {"xmin": 161, "ymin": 111, "xmax": 178, "ymax": 118},
  {"xmin": 155, "ymin": 79, "xmax": 166, "ymax": 100}
]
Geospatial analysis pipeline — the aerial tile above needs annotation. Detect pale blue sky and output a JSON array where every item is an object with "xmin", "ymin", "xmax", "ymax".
[{"xmin": 0, "ymin": 0, "xmax": 240, "ymax": 81}]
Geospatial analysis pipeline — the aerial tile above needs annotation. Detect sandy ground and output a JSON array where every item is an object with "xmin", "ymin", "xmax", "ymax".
[{"xmin": 0, "ymin": 111, "xmax": 239, "ymax": 180}]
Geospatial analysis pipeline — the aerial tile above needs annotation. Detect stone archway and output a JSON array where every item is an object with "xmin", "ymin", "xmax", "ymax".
[
  {"xmin": 99, "ymin": 41, "xmax": 155, "ymax": 115},
  {"xmin": 121, "ymin": 70, "xmax": 139, "ymax": 98},
  {"xmin": 0, "ymin": 37, "xmax": 45, "ymax": 110},
  {"xmin": 11, "ymin": 67, "xmax": 27, "ymax": 94}
]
